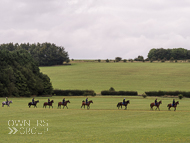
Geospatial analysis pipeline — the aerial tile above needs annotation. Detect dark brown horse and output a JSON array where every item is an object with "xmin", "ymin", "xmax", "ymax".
[
  {"xmin": 28, "ymin": 100, "xmax": 39, "ymax": 108},
  {"xmin": 81, "ymin": 100, "xmax": 93, "ymax": 109},
  {"xmin": 43, "ymin": 100, "xmax": 54, "ymax": 108},
  {"xmin": 150, "ymin": 100, "xmax": 162, "ymax": 110},
  {"xmin": 57, "ymin": 100, "xmax": 70, "ymax": 109},
  {"xmin": 117, "ymin": 100, "xmax": 130, "ymax": 110},
  {"xmin": 167, "ymin": 101, "xmax": 179, "ymax": 111}
]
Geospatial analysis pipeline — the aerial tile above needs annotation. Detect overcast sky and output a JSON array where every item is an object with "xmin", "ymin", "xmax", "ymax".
[{"xmin": 1, "ymin": 0, "xmax": 190, "ymax": 59}]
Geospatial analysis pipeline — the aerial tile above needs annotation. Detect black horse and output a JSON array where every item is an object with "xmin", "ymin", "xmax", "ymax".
[
  {"xmin": 28, "ymin": 100, "xmax": 39, "ymax": 108},
  {"xmin": 117, "ymin": 100, "xmax": 130, "ymax": 110}
]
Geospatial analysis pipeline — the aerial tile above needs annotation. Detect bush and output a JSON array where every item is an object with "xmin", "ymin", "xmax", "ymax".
[
  {"xmin": 123, "ymin": 59, "xmax": 127, "ymax": 62},
  {"xmin": 106, "ymin": 59, "xmax": 109, "ymax": 63},
  {"xmin": 145, "ymin": 91, "xmax": 190, "ymax": 98},
  {"xmin": 98, "ymin": 59, "xmax": 101, "ymax": 62},
  {"xmin": 101, "ymin": 90, "xmax": 138, "ymax": 96},
  {"xmin": 178, "ymin": 94, "xmax": 183, "ymax": 99},
  {"xmin": 115, "ymin": 57, "xmax": 122, "ymax": 62},
  {"xmin": 53, "ymin": 89, "xmax": 96, "ymax": 96},
  {"xmin": 142, "ymin": 93, "xmax": 147, "ymax": 98},
  {"xmin": 109, "ymin": 87, "xmax": 115, "ymax": 92}
]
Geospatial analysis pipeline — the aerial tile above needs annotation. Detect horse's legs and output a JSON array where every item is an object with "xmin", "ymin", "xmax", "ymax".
[{"xmin": 66, "ymin": 106, "xmax": 68, "ymax": 109}]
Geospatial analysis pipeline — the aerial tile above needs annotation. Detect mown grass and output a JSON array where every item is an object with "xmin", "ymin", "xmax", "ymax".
[
  {"xmin": 40, "ymin": 62, "xmax": 190, "ymax": 94},
  {"xmin": 0, "ymin": 96, "xmax": 190, "ymax": 143}
]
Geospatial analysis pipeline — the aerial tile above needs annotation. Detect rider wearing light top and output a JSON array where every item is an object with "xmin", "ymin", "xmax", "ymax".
[{"xmin": 5, "ymin": 97, "xmax": 8, "ymax": 105}]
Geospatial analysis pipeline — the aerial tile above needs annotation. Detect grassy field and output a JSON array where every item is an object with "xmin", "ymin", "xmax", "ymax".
[
  {"xmin": 40, "ymin": 62, "xmax": 190, "ymax": 94},
  {"xmin": 0, "ymin": 96, "xmax": 190, "ymax": 143}
]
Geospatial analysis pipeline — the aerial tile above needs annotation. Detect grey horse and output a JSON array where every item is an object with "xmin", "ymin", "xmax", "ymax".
[{"xmin": 2, "ymin": 100, "xmax": 13, "ymax": 107}]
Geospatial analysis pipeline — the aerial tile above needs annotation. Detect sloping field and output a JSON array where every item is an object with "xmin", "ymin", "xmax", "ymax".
[
  {"xmin": 0, "ymin": 96, "xmax": 190, "ymax": 143},
  {"xmin": 40, "ymin": 62, "xmax": 190, "ymax": 94}
]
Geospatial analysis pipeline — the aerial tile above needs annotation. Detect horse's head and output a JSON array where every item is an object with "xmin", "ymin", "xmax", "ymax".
[
  {"xmin": 36, "ymin": 100, "xmax": 39, "ymax": 103},
  {"xmin": 66, "ymin": 100, "xmax": 70, "ymax": 103},
  {"xmin": 176, "ymin": 101, "xmax": 179, "ymax": 104},
  {"xmin": 159, "ymin": 100, "xmax": 162, "ymax": 104},
  {"xmin": 89, "ymin": 100, "xmax": 93, "ymax": 103},
  {"xmin": 127, "ymin": 100, "xmax": 130, "ymax": 104},
  {"xmin": 10, "ymin": 100, "xmax": 12, "ymax": 103},
  {"xmin": 51, "ymin": 100, "xmax": 54, "ymax": 103}
]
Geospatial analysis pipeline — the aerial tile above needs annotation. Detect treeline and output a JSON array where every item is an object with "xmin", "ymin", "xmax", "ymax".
[
  {"xmin": 0, "ymin": 50, "xmax": 53, "ymax": 97},
  {"xmin": 148, "ymin": 48, "xmax": 190, "ymax": 60},
  {"xmin": 0, "ymin": 42, "xmax": 69, "ymax": 66}
]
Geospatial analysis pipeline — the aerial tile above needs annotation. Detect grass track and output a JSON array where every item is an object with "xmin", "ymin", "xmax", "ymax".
[
  {"xmin": 1, "ymin": 96, "xmax": 190, "ymax": 143},
  {"xmin": 40, "ymin": 62, "xmax": 190, "ymax": 94}
]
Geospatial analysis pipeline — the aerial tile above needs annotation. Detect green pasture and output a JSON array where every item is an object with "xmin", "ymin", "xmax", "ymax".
[
  {"xmin": 40, "ymin": 62, "xmax": 190, "ymax": 94},
  {"xmin": 0, "ymin": 96, "xmax": 190, "ymax": 143}
]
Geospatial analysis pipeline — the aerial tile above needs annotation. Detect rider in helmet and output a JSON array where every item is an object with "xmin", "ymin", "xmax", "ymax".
[
  {"xmin": 172, "ymin": 99, "xmax": 175, "ymax": 107},
  {"xmin": 5, "ymin": 97, "xmax": 8, "ymax": 105},
  {"xmin": 155, "ymin": 98, "xmax": 157, "ymax": 106},
  {"xmin": 86, "ymin": 98, "xmax": 88, "ymax": 104},
  {"xmin": 48, "ymin": 98, "xmax": 50, "ymax": 105},
  {"xmin": 62, "ymin": 98, "xmax": 65, "ymax": 105},
  {"xmin": 123, "ymin": 98, "xmax": 125, "ymax": 105},
  {"xmin": 32, "ymin": 98, "xmax": 35, "ymax": 104}
]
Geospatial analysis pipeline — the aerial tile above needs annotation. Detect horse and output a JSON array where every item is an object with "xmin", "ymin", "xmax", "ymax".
[
  {"xmin": 2, "ymin": 100, "xmax": 13, "ymax": 107},
  {"xmin": 43, "ymin": 100, "xmax": 54, "ymax": 108},
  {"xmin": 150, "ymin": 100, "xmax": 162, "ymax": 110},
  {"xmin": 28, "ymin": 100, "xmax": 39, "ymax": 108},
  {"xmin": 57, "ymin": 100, "xmax": 70, "ymax": 109},
  {"xmin": 167, "ymin": 101, "xmax": 179, "ymax": 111},
  {"xmin": 117, "ymin": 100, "xmax": 130, "ymax": 110},
  {"xmin": 81, "ymin": 100, "xmax": 93, "ymax": 109}
]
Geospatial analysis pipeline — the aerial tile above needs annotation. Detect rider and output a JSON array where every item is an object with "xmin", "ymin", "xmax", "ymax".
[
  {"xmin": 155, "ymin": 98, "xmax": 157, "ymax": 106},
  {"xmin": 48, "ymin": 98, "xmax": 50, "ymax": 105},
  {"xmin": 5, "ymin": 97, "xmax": 8, "ymax": 105},
  {"xmin": 86, "ymin": 98, "xmax": 88, "ymax": 104},
  {"xmin": 123, "ymin": 98, "xmax": 125, "ymax": 105},
  {"xmin": 32, "ymin": 98, "xmax": 35, "ymax": 104},
  {"xmin": 172, "ymin": 99, "xmax": 175, "ymax": 107},
  {"xmin": 62, "ymin": 98, "xmax": 65, "ymax": 105}
]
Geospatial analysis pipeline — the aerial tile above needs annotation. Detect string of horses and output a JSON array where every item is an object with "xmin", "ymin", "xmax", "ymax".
[{"xmin": 2, "ymin": 99, "xmax": 179, "ymax": 111}]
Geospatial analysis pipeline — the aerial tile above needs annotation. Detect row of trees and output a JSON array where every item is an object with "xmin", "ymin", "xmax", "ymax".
[
  {"xmin": 148, "ymin": 48, "xmax": 190, "ymax": 61},
  {"xmin": 0, "ymin": 50, "xmax": 53, "ymax": 97},
  {"xmin": 0, "ymin": 43, "xmax": 69, "ymax": 66}
]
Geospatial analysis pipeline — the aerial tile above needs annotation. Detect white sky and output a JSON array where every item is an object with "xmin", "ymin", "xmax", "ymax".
[{"xmin": 0, "ymin": 0, "xmax": 190, "ymax": 59}]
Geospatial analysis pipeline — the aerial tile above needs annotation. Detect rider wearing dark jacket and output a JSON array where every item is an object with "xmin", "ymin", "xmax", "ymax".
[
  {"xmin": 32, "ymin": 98, "xmax": 35, "ymax": 104},
  {"xmin": 123, "ymin": 98, "xmax": 125, "ymax": 105},
  {"xmin": 155, "ymin": 98, "xmax": 157, "ymax": 106},
  {"xmin": 86, "ymin": 98, "xmax": 88, "ymax": 104},
  {"xmin": 172, "ymin": 99, "xmax": 175, "ymax": 106},
  {"xmin": 63, "ymin": 98, "xmax": 65, "ymax": 105}
]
